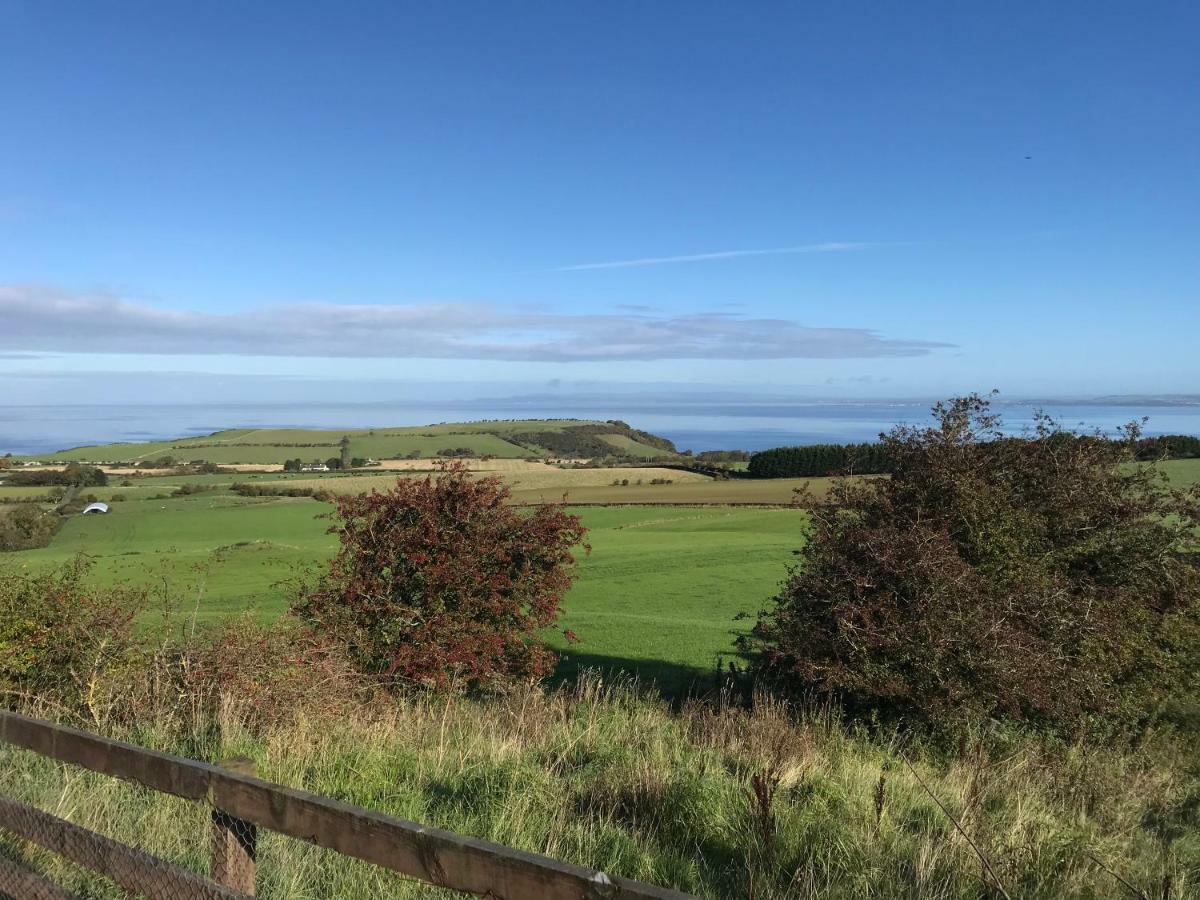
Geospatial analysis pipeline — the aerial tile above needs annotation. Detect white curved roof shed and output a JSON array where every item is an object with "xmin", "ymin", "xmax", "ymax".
[{"xmin": 81, "ymin": 502, "xmax": 109, "ymax": 515}]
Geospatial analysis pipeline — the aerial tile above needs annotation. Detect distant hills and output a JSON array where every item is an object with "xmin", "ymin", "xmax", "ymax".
[{"xmin": 24, "ymin": 419, "xmax": 679, "ymax": 465}]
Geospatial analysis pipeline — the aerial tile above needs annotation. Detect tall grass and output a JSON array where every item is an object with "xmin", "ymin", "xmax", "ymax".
[{"xmin": 1, "ymin": 675, "xmax": 1196, "ymax": 898}]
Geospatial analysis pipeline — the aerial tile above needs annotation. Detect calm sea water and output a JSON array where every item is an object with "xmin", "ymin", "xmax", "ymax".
[{"xmin": 3, "ymin": 400, "xmax": 1199, "ymax": 456}]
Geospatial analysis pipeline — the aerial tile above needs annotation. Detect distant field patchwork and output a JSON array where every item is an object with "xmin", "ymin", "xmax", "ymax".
[{"xmin": 26, "ymin": 419, "xmax": 674, "ymax": 464}]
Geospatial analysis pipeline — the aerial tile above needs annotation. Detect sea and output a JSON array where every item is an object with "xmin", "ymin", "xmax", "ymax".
[{"xmin": 3, "ymin": 400, "xmax": 1200, "ymax": 456}]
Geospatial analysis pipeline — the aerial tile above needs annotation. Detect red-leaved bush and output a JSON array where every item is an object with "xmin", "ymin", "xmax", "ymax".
[{"xmin": 292, "ymin": 462, "xmax": 588, "ymax": 691}]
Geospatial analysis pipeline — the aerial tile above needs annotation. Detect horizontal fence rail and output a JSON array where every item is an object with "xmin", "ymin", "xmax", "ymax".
[
  {"xmin": 0, "ymin": 852, "xmax": 85, "ymax": 900},
  {"xmin": 0, "ymin": 710, "xmax": 695, "ymax": 900},
  {"xmin": 0, "ymin": 796, "xmax": 250, "ymax": 900}
]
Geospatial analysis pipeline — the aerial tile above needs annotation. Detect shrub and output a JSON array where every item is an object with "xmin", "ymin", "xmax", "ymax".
[
  {"xmin": 231, "ymin": 482, "xmax": 331, "ymax": 500},
  {"xmin": 0, "ymin": 558, "xmax": 143, "ymax": 713},
  {"xmin": 745, "ymin": 394, "xmax": 1200, "ymax": 735},
  {"xmin": 293, "ymin": 462, "xmax": 588, "ymax": 691},
  {"xmin": 0, "ymin": 505, "xmax": 63, "ymax": 551},
  {"xmin": 172, "ymin": 483, "xmax": 212, "ymax": 496},
  {"xmin": 164, "ymin": 617, "xmax": 367, "ymax": 727}
]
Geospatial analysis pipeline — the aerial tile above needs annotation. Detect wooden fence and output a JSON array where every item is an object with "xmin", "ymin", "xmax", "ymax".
[{"xmin": 0, "ymin": 710, "xmax": 695, "ymax": 899}]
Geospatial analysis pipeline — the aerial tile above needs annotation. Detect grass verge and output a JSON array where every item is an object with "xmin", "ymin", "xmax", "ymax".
[{"xmin": 1, "ymin": 676, "xmax": 1196, "ymax": 899}]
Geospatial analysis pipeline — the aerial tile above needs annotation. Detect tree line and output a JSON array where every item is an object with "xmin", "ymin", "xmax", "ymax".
[
  {"xmin": 748, "ymin": 442, "xmax": 892, "ymax": 478},
  {"xmin": 1136, "ymin": 433, "xmax": 1200, "ymax": 459},
  {"xmin": 748, "ymin": 432, "xmax": 1200, "ymax": 478}
]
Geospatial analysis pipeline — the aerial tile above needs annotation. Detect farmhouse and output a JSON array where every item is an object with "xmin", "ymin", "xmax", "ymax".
[
  {"xmin": 81, "ymin": 502, "xmax": 109, "ymax": 515},
  {"xmin": 300, "ymin": 463, "xmax": 329, "ymax": 472}
]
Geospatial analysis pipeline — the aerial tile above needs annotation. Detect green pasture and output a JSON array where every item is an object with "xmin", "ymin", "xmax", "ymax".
[
  {"xmin": 595, "ymin": 433, "xmax": 676, "ymax": 458},
  {"xmin": 27, "ymin": 419, "xmax": 630, "ymax": 464},
  {"xmin": 3, "ymin": 454, "xmax": 1196, "ymax": 692},
  {"xmin": 1159, "ymin": 457, "xmax": 1200, "ymax": 488},
  {"xmin": 33, "ymin": 432, "xmax": 534, "ymax": 464},
  {"xmin": 2, "ymin": 494, "xmax": 803, "ymax": 692}
]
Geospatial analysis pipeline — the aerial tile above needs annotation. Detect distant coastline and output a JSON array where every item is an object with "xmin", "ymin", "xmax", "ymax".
[{"xmin": 4, "ymin": 398, "xmax": 1200, "ymax": 457}]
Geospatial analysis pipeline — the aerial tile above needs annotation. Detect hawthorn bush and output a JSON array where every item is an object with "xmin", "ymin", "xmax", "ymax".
[
  {"xmin": 293, "ymin": 462, "xmax": 588, "ymax": 691},
  {"xmin": 0, "ymin": 504, "xmax": 63, "ymax": 551},
  {"xmin": 0, "ymin": 558, "xmax": 143, "ymax": 714},
  {"xmin": 746, "ymin": 394, "xmax": 1200, "ymax": 734}
]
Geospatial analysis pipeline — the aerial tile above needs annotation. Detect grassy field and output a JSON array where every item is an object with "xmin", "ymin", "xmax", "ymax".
[
  {"xmin": 2, "ymin": 491, "xmax": 804, "ymax": 693},
  {"xmin": 3, "ymin": 452, "xmax": 1200, "ymax": 897},
  {"xmin": 1158, "ymin": 456, "xmax": 1200, "ymax": 488},
  {"xmin": 25, "ymin": 419, "xmax": 672, "ymax": 464},
  {"xmin": 595, "ymin": 433, "xmax": 676, "ymax": 457},
  {"xmin": 2, "ymin": 456, "xmax": 1196, "ymax": 693}
]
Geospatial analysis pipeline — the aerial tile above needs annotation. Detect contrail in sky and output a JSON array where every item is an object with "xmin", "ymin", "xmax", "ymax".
[{"xmin": 555, "ymin": 241, "xmax": 876, "ymax": 271}]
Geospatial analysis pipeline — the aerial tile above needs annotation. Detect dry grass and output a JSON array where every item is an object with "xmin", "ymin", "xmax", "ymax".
[
  {"xmin": 282, "ymin": 465, "xmax": 711, "ymax": 497},
  {"xmin": 373, "ymin": 458, "xmax": 589, "ymax": 471},
  {"xmin": 1, "ymin": 676, "xmax": 1195, "ymax": 898}
]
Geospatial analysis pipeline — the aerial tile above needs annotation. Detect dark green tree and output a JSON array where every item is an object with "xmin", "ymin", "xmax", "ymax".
[{"xmin": 746, "ymin": 395, "xmax": 1200, "ymax": 735}]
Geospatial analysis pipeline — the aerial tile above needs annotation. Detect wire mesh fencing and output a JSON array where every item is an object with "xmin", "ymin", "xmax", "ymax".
[{"xmin": 0, "ymin": 710, "xmax": 693, "ymax": 900}]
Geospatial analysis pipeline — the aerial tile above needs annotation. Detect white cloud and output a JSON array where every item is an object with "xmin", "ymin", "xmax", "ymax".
[{"xmin": 0, "ymin": 283, "xmax": 951, "ymax": 362}]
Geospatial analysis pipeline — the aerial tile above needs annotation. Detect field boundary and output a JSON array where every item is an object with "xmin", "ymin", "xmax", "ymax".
[
  {"xmin": 519, "ymin": 501, "xmax": 797, "ymax": 508},
  {"xmin": 0, "ymin": 710, "xmax": 693, "ymax": 899}
]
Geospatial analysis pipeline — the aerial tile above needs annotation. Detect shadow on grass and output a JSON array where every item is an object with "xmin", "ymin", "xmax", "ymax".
[{"xmin": 550, "ymin": 648, "xmax": 752, "ymax": 703}]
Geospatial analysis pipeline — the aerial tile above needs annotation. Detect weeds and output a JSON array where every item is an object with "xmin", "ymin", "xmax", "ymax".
[{"xmin": 0, "ymin": 675, "xmax": 1196, "ymax": 898}]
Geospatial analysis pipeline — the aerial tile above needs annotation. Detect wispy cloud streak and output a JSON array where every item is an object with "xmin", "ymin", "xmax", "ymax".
[
  {"xmin": 555, "ymin": 242, "xmax": 875, "ymax": 271},
  {"xmin": 0, "ymin": 283, "xmax": 951, "ymax": 362}
]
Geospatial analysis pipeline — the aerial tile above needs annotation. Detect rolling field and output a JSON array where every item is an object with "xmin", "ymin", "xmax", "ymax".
[
  {"xmin": 2, "ymin": 460, "xmax": 830, "ymax": 505},
  {"xmin": 277, "ymin": 465, "xmax": 713, "ymax": 497},
  {"xmin": 26, "ymin": 419, "xmax": 670, "ymax": 464},
  {"xmin": 3, "ymin": 455, "xmax": 1195, "ymax": 693},
  {"xmin": 595, "ymin": 433, "xmax": 676, "ymax": 457},
  {"xmin": 2, "ymin": 491, "xmax": 804, "ymax": 692}
]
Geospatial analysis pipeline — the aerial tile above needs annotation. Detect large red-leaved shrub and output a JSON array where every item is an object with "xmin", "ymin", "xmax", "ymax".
[{"xmin": 293, "ymin": 463, "xmax": 588, "ymax": 691}]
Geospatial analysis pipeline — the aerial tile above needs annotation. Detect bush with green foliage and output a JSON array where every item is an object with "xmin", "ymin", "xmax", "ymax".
[
  {"xmin": 231, "ymin": 482, "xmax": 332, "ymax": 500},
  {"xmin": 0, "ymin": 558, "xmax": 142, "ymax": 711},
  {"xmin": 293, "ymin": 462, "xmax": 588, "ymax": 691},
  {"xmin": 746, "ymin": 394, "xmax": 1200, "ymax": 735},
  {"xmin": 0, "ymin": 505, "xmax": 63, "ymax": 551},
  {"xmin": 171, "ymin": 483, "xmax": 212, "ymax": 496}
]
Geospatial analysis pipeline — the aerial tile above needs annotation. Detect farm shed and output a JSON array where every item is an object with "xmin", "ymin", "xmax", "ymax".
[{"xmin": 81, "ymin": 502, "xmax": 109, "ymax": 515}]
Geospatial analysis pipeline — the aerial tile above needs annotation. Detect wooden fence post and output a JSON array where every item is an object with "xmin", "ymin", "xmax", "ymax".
[{"xmin": 212, "ymin": 757, "xmax": 257, "ymax": 895}]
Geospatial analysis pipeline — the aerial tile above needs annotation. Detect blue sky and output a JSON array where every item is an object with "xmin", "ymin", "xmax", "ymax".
[{"xmin": 1, "ymin": 0, "xmax": 1197, "ymax": 404}]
